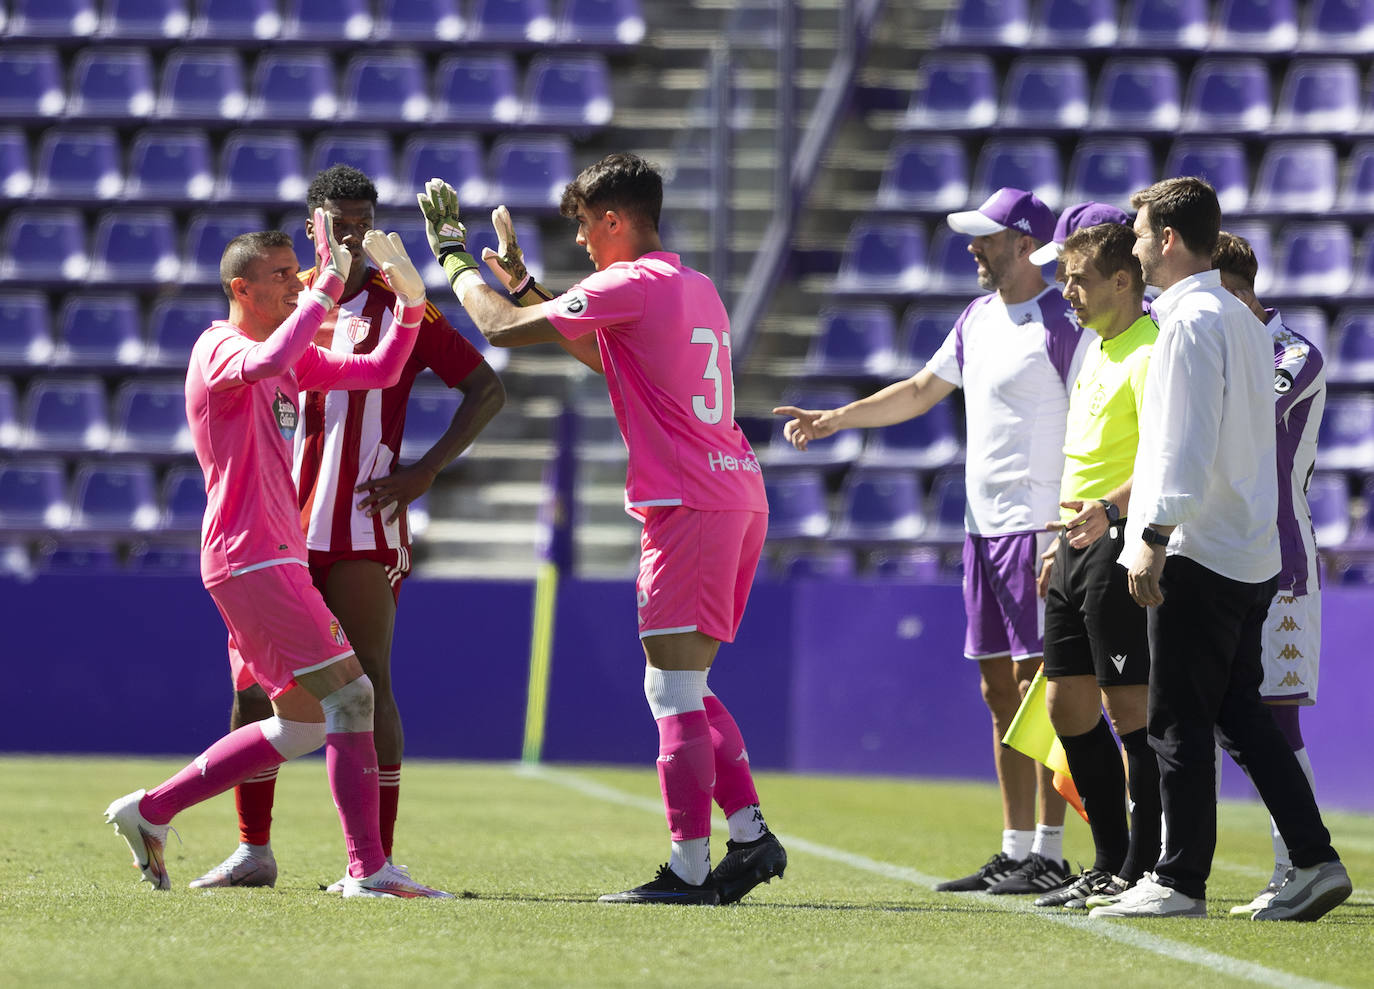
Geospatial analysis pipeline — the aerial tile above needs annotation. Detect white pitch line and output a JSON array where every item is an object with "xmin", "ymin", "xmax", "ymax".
[{"xmin": 522, "ymin": 764, "xmax": 1346, "ymax": 989}]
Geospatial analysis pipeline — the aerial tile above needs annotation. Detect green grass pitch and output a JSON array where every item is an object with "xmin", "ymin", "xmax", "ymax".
[{"xmin": 3, "ymin": 755, "xmax": 1371, "ymax": 988}]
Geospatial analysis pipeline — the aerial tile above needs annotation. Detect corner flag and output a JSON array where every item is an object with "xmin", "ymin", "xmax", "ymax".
[{"xmin": 1002, "ymin": 669, "xmax": 1089, "ymax": 823}]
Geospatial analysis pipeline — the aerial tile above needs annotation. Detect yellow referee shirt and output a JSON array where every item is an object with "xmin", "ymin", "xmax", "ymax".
[{"xmin": 1058, "ymin": 313, "xmax": 1158, "ymax": 523}]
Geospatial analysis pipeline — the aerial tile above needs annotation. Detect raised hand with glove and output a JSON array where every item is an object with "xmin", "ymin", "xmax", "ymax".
[
  {"xmin": 362, "ymin": 228, "xmax": 427, "ymax": 327},
  {"xmin": 417, "ymin": 177, "xmax": 481, "ymax": 300},
  {"xmin": 482, "ymin": 205, "xmax": 554, "ymax": 307}
]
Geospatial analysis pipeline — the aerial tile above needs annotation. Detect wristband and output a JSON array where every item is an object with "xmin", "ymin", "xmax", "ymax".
[{"xmin": 395, "ymin": 300, "xmax": 427, "ymax": 328}]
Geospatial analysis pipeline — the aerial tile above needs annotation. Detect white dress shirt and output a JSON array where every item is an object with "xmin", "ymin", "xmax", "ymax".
[{"xmin": 1119, "ymin": 270, "xmax": 1281, "ymax": 584}]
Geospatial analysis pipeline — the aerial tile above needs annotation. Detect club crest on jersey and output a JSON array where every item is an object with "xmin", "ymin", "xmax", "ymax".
[
  {"xmin": 558, "ymin": 289, "xmax": 589, "ymax": 317},
  {"xmin": 329, "ymin": 619, "xmax": 347, "ymax": 646},
  {"xmin": 272, "ymin": 388, "xmax": 299, "ymax": 439},
  {"xmin": 343, "ymin": 314, "xmax": 372, "ymax": 345}
]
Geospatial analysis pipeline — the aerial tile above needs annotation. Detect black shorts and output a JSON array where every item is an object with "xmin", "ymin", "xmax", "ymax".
[{"xmin": 1043, "ymin": 524, "xmax": 1150, "ymax": 686}]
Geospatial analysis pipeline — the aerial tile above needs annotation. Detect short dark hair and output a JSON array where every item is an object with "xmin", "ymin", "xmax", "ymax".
[
  {"xmin": 1212, "ymin": 230, "xmax": 1258, "ymax": 289},
  {"xmin": 1061, "ymin": 222, "xmax": 1145, "ymax": 296},
  {"xmin": 1129, "ymin": 176, "xmax": 1221, "ymax": 256},
  {"xmin": 220, "ymin": 230, "xmax": 294, "ymax": 301},
  {"xmin": 559, "ymin": 152, "xmax": 662, "ymax": 231},
  {"xmin": 306, "ymin": 163, "xmax": 378, "ymax": 210}
]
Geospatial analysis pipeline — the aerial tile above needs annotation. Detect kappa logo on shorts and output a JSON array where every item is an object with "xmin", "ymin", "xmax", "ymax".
[
  {"xmin": 328, "ymin": 619, "xmax": 346, "ymax": 647},
  {"xmin": 558, "ymin": 289, "xmax": 589, "ymax": 317},
  {"xmin": 1278, "ymin": 644, "xmax": 1304, "ymax": 661},
  {"xmin": 272, "ymin": 388, "xmax": 299, "ymax": 440},
  {"xmin": 1276, "ymin": 616, "xmax": 1301, "ymax": 632},
  {"xmin": 1278, "ymin": 671, "xmax": 1305, "ymax": 687}
]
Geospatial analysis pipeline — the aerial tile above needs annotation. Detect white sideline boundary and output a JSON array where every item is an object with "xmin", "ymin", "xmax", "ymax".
[{"xmin": 521, "ymin": 764, "xmax": 1346, "ymax": 989}]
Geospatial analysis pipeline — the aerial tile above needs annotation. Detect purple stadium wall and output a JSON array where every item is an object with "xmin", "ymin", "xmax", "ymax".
[{"xmin": 3, "ymin": 575, "xmax": 1370, "ymax": 813}]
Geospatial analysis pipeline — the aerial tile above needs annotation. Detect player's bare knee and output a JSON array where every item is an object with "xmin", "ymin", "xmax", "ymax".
[{"xmin": 320, "ymin": 674, "xmax": 375, "ymax": 733}]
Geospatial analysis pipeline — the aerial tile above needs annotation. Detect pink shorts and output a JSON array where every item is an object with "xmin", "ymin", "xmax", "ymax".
[
  {"xmin": 636, "ymin": 506, "xmax": 767, "ymax": 643},
  {"xmin": 210, "ymin": 563, "xmax": 354, "ymax": 697}
]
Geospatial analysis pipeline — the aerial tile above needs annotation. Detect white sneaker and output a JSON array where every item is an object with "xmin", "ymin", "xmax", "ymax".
[
  {"xmin": 327, "ymin": 857, "xmax": 401, "ymax": 893},
  {"xmin": 1228, "ymin": 880, "xmax": 1282, "ymax": 916},
  {"xmin": 104, "ymin": 789, "xmax": 172, "ymax": 891},
  {"xmin": 1088, "ymin": 875, "xmax": 1206, "ymax": 918},
  {"xmin": 1253, "ymin": 861, "xmax": 1353, "ymax": 922},
  {"xmin": 341, "ymin": 862, "xmax": 454, "ymax": 899},
  {"xmin": 188, "ymin": 843, "xmax": 277, "ymax": 889}
]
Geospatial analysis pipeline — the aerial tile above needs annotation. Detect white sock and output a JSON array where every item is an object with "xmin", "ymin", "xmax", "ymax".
[
  {"xmin": 1003, "ymin": 829, "xmax": 1033, "ymax": 860},
  {"xmin": 1031, "ymin": 824, "xmax": 1064, "ymax": 862},
  {"xmin": 727, "ymin": 804, "xmax": 768, "ymax": 843},
  {"xmin": 1270, "ymin": 746, "xmax": 1317, "ymax": 883},
  {"xmin": 669, "ymin": 837, "xmax": 710, "ymax": 886}
]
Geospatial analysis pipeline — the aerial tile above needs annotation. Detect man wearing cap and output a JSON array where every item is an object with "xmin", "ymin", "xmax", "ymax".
[
  {"xmin": 1031, "ymin": 219, "xmax": 1162, "ymax": 911},
  {"xmin": 775, "ymin": 188, "xmax": 1090, "ymax": 894}
]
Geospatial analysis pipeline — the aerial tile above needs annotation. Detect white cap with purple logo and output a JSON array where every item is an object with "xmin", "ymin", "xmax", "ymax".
[
  {"xmin": 1027, "ymin": 201, "xmax": 1132, "ymax": 266},
  {"xmin": 946, "ymin": 188, "xmax": 1057, "ymax": 244}
]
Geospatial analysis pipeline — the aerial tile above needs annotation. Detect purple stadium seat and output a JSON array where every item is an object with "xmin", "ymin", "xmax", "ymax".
[
  {"xmin": 522, "ymin": 54, "xmax": 613, "ymax": 128},
  {"xmin": 0, "ymin": 458, "xmax": 70, "ymax": 530},
  {"xmin": 896, "ymin": 305, "xmax": 962, "ymax": 374},
  {"xmin": 309, "ymin": 132, "xmax": 396, "ymax": 203},
  {"xmin": 189, "ymin": 0, "xmax": 282, "ymax": 40},
  {"xmin": 182, "ymin": 210, "xmax": 267, "ymax": 285},
  {"xmin": 1300, "ymin": 0, "xmax": 1374, "ymax": 52},
  {"xmin": 147, "ymin": 293, "xmax": 223, "ymax": 369},
  {"xmin": 832, "ymin": 467, "xmax": 926, "ymax": 543},
  {"xmin": 1273, "ymin": 59, "xmax": 1361, "ymax": 133},
  {"xmin": 1271, "ymin": 222, "xmax": 1353, "ymax": 297},
  {"xmin": 341, "ymin": 52, "xmax": 429, "ymax": 124},
  {"xmin": 8, "ymin": 0, "xmax": 99, "ymax": 37},
  {"xmin": 1213, "ymin": 0, "xmax": 1298, "ymax": 51},
  {"xmin": 922, "ymin": 469, "xmax": 968, "ymax": 544},
  {"xmin": 112, "ymin": 378, "xmax": 194, "ymax": 455},
  {"xmin": 1089, "ymin": 57, "xmax": 1181, "ymax": 133},
  {"xmin": 859, "ymin": 402, "xmax": 962, "ymax": 471},
  {"xmin": 217, "ymin": 130, "xmax": 306, "ymax": 204},
  {"xmin": 805, "ymin": 306, "xmax": 899, "ymax": 378},
  {"xmin": 868, "ymin": 546, "xmax": 945, "ymax": 581},
  {"xmin": 1251, "ymin": 140, "xmax": 1338, "ymax": 214},
  {"xmin": 0, "ymin": 129, "xmax": 33, "ymax": 199},
  {"xmin": 0, "ymin": 377, "xmax": 19, "ymax": 449},
  {"xmin": 53, "ymin": 293, "xmax": 145, "ymax": 368},
  {"xmin": 1338, "ymin": 141, "xmax": 1374, "ymax": 213},
  {"xmin": 70, "ymin": 460, "xmax": 159, "ymax": 533},
  {"xmin": 1306, "ymin": 472, "xmax": 1351, "ymax": 548},
  {"xmin": 771, "ymin": 547, "xmax": 856, "ymax": 580},
  {"xmin": 557, "ymin": 0, "xmax": 644, "ymax": 45},
  {"xmin": 89, "ymin": 208, "xmax": 180, "ymax": 284},
  {"xmin": 397, "ymin": 133, "xmax": 487, "ymax": 209},
  {"xmin": 904, "ymin": 53, "xmax": 998, "ymax": 131},
  {"xmin": 249, "ymin": 50, "xmax": 340, "ymax": 123},
  {"xmin": 1030, "ymin": 0, "xmax": 1118, "ymax": 48},
  {"xmin": 1181, "ymin": 58, "xmax": 1273, "ymax": 133},
  {"xmin": 158, "ymin": 48, "xmax": 247, "ymax": 122},
  {"xmin": 0, "ymin": 292, "xmax": 55, "ymax": 369},
  {"xmin": 160, "ymin": 464, "xmax": 207, "ymax": 533},
  {"xmin": 99, "ymin": 0, "xmax": 191, "ymax": 39},
  {"xmin": 378, "ymin": 0, "xmax": 466, "ymax": 41},
  {"xmin": 126, "ymin": 542, "xmax": 202, "ymax": 573},
  {"xmin": 970, "ymin": 137, "xmax": 1062, "ymax": 208},
  {"xmin": 126, "ymin": 128, "xmax": 214, "ymax": 202},
  {"xmin": 0, "ymin": 47, "xmax": 65, "ymax": 119},
  {"xmin": 1120, "ymin": 0, "xmax": 1208, "ymax": 48},
  {"xmin": 32, "ymin": 127, "xmax": 123, "ymax": 201},
  {"xmin": 766, "ymin": 387, "xmax": 862, "ymax": 470},
  {"xmin": 67, "ymin": 47, "xmax": 156, "ymax": 119},
  {"xmin": 398, "ymin": 384, "xmax": 461, "ymax": 462},
  {"xmin": 282, "ymin": 0, "xmax": 373, "ymax": 40},
  {"xmin": 33, "ymin": 539, "xmax": 121, "ymax": 573},
  {"xmin": 926, "ymin": 228, "xmax": 981, "ymax": 295},
  {"xmin": 1316, "ymin": 394, "xmax": 1374, "ymax": 470},
  {"xmin": 763, "ymin": 469, "xmax": 830, "ymax": 540},
  {"xmin": 999, "ymin": 56, "xmax": 1089, "ymax": 130},
  {"xmin": 1064, "ymin": 138, "xmax": 1154, "ymax": 209},
  {"xmin": 1328, "ymin": 307, "xmax": 1374, "ymax": 383},
  {"xmin": 1, "ymin": 208, "xmax": 88, "ymax": 283},
  {"xmin": 940, "ymin": 0, "xmax": 1030, "ymax": 46},
  {"xmin": 1279, "ymin": 307, "xmax": 1328, "ymax": 354},
  {"xmin": 1225, "ymin": 220, "xmax": 1275, "ymax": 294},
  {"xmin": 486, "ymin": 135, "xmax": 574, "ymax": 210},
  {"xmin": 468, "ymin": 0, "xmax": 555, "ymax": 43},
  {"xmin": 1162, "ymin": 138, "xmax": 1249, "ymax": 213},
  {"xmin": 433, "ymin": 52, "xmax": 521, "ymax": 126},
  {"xmin": 21, "ymin": 375, "xmax": 109, "ymax": 453},
  {"xmin": 834, "ymin": 219, "xmax": 928, "ymax": 295},
  {"xmin": 876, "ymin": 138, "xmax": 969, "ymax": 212}
]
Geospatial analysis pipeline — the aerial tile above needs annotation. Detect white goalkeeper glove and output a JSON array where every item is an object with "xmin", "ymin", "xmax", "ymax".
[
  {"xmin": 313, "ymin": 206, "xmax": 352, "ymax": 286},
  {"xmin": 363, "ymin": 229, "xmax": 426, "ymax": 322}
]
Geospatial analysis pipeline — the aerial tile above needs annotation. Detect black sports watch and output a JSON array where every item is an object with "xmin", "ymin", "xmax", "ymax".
[
  {"xmin": 1140, "ymin": 526, "xmax": 1170, "ymax": 548},
  {"xmin": 1098, "ymin": 499, "xmax": 1121, "ymax": 525}
]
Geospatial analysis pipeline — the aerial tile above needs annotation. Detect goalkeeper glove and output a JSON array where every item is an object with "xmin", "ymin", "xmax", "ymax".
[
  {"xmin": 482, "ymin": 205, "xmax": 554, "ymax": 306},
  {"xmin": 417, "ymin": 177, "xmax": 480, "ymax": 286},
  {"xmin": 313, "ymin": 206, "xmax": 352, "ymax": 288},
  {"xmin": 363, "ymin": 229, "xmax": 426, "ymax": 323}
]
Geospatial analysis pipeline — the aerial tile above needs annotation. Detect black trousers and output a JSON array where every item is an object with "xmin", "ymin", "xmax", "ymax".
[{"xmin": 1147, "ymin": 555, "xmax": 1336, "ymax": 900}]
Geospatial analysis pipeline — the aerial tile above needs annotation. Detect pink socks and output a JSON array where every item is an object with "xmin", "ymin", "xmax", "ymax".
[
  {"xmin": 326, "ymin": 731, "xmax": 387, "ymax": 879},
  {"xmin": 703, "ymin": 694, "xmax": 760, "ymax": 817},
  {"xmin": 140, "ymin": 723, "xmax": 286, "ymax": 826},
  {"xmin": 655, "ymin": 710, "xmax": 715, "ymax": 841}
]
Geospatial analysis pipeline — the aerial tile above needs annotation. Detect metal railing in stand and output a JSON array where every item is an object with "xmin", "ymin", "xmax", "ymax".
[{"xmin": 708, "ymin": 46, "xmax": 734, "ymax": 286}]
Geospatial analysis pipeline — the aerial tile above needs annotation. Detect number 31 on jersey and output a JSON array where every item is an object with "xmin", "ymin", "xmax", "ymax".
[{"xmin": 691, "ymin": 326, "xmax": 734, "ymax": 425}]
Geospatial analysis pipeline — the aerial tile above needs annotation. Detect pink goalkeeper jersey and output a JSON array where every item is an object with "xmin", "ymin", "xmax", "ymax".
[{"xmin": 542, "ymin": 251, "xmax": 766, "ymax": 517}]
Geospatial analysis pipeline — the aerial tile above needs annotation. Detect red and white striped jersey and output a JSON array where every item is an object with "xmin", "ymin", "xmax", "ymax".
[{"xmin": 293, "ymin": 267, "xmax": 485, "ymax": 553}]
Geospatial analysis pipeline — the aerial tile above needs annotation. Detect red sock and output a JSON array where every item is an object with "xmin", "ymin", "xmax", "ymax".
[
  {"xmin": 655, "ymin": 710, "xmax": 714, "ymax": 841},
  {"xmin": 235, "ymin": 766, "xmax": 279, "ymax": 846},
  {"xmin": 378, "ymin": 764, "xmax": 401, "ymax": 859},
  {"xmin": 703, "ymin": 694, "xmax": 760, "ymax": 817},
  {"xmin": 141, "ymin": 724, "xmax": 285, "ymax": 826},
  {"xmin": 325, "ymin": 731, "xmax": 387, "ymax": 879}
]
